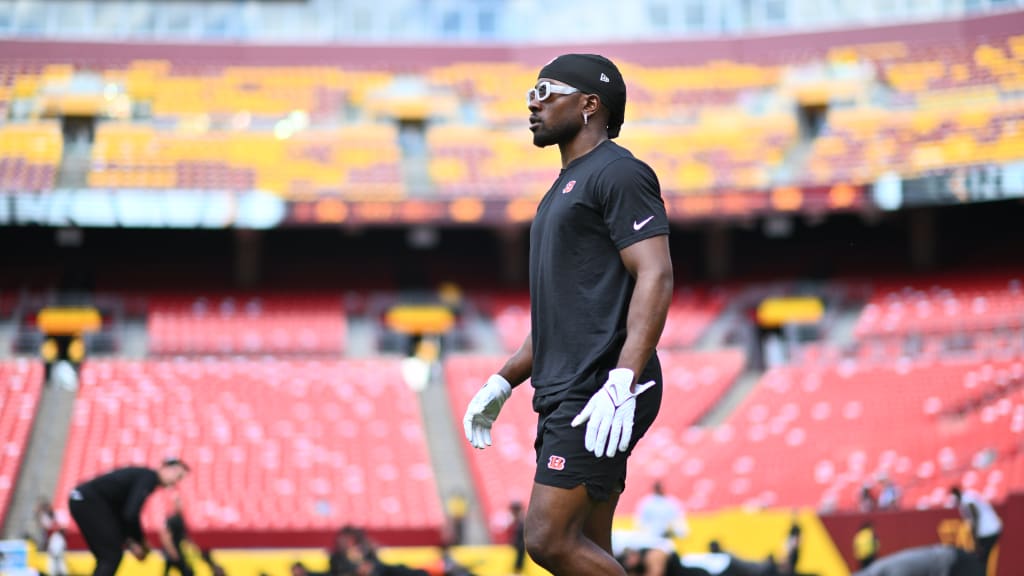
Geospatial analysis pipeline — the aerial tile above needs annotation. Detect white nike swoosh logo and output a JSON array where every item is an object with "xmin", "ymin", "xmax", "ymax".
[{"xmin": 633, "ymin": 216, "xmax": 655, "ymax": 231}]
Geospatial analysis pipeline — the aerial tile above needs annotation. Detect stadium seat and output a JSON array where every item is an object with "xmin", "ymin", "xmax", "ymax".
[
  {"xmin": 0, "ymin": 360, "xmax": 45, "ymax": 528},
  {"xmin": 616, "ymin": 114, "xmax": 798, "ymax": 193},
  {"xmin": 426, "ymin": 124, "xmax": 558, "ymax": 197},
  {"xmin": 54, "ymin": 358, "xmax": 444, "ymax": 539},
  {"xmin": 654, "ymin": 357, "xmax": 1024, "ymax": 513},
  {"xmin": 0, "ymin": 122, "xmax": 62, "ymax": 192},
  {"xmin": 147, "ymin": 293, "xmax": 347, "ymax": 356},
  {"xmin": 660, "ymin": 291, "xmax": 730, "ymax": 349},
  {"xmin": 854, "ymin": 275, "xmax": 1024, "ymax": 337},
  {"xmin": 487, "ymin": 289, "xmax": 727, "ymax": 353},
  {"xmin": 89, "ymin": 122, "xmax": 404, "ymax": 198}
]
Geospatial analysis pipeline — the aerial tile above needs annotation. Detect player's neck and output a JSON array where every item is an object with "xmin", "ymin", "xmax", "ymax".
[{"xmin": 559, "ymin": 130, "xmax": 607, "ymax": 169}]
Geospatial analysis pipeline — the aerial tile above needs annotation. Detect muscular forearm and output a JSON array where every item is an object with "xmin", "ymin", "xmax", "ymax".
[
  {"xmin": 498, "ymin": 332, "xmax": 533, "ymax": 388},
  {"xmin": 616, "ymin": 267, "xmax": 673, "ymax": 388}
]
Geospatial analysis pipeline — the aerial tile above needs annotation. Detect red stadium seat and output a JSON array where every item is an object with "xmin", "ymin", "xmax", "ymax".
[
  {"xmin": 0, "ymin": 360, "xmax": 45, "ymax": 527},
  {"xmin": 488, "ymin": 290, "xmax": 727, "ymax": 353},
  {"xmin": 54, "ymin": 358, "xmax": 444, "ymax": 541},
  {"xmin": 651, "ymin": 357, "xmax": 1024, "ymax": 513},
  {"xmin": 854, "ymin": 274, "xmax": 1024, "ymax": 337},
  {"xmin": 147, "ymin": 293, "xmax": 347, "ymax": 356}
]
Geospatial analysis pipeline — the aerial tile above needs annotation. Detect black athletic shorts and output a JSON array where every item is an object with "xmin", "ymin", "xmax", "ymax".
[{"xmin": 533, "ymin": 371, "xmax": 662, "ymax": 501}]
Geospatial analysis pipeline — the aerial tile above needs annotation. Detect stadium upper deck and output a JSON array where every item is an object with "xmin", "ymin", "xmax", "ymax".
[{"xmin": 0, "ymin": 11, "xmax": 1022, "ymax": 225}]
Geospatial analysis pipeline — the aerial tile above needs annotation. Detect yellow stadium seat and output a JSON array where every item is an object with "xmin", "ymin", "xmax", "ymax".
[{"xmin": 88, "ymin": 121, "xmax": 404, "ymax": 198}]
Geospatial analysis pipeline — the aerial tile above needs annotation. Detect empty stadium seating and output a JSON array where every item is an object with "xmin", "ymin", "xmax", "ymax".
[
  {"xmin": 54, "ymin": 358, "xmax": 444, "ymax": 543},
  {"xmin": 624, "ymin": 60, "xmax": 783, "ymax": 121},
  {"xmin": 102, "ymin": 60, "xmax": 396, "ymax": 121},
  {"xmin": 489, "ymin": 290, "xmax": 727, "ymax": 353},
  {"xmin": 445, "ymin": 349, "xmax": 745, "ymax": 540},
  {"xmin": 616, "ymin": 114, "xmax": 799, "ymax": 193},
  {"xmin": 0, "ymin": 122, "xmax": 62, "ymax": 191},
  {"xmin": 660, "ymin": 291, "xmax": 729, "ymax": 349},
  {"xmin": 147, "ymin": 294, "xmax": 346, "ymax": 356},
  {"xmin": 650, "ymin": 357, "xmax": 1023, "ymax": 514},
  {"xmin": 426, "ymin": 124, "xmax": 558, "ymax": 197},
  {"xmin": 0, "ymin": 26, "xmax": 1020, "ymax": 200},
  {"xmin": 855, "ymin": 275, "xmax": 1024, "ymax": 337},
  {"xmin": 488, "ymin": 294, "xmax": 530, "ymax": 354},
  {"xmin": 426, "ymin": 62, "xmax": 539, "ymax": 126},
  {"xmin": 89, "ymin": 122, "xmax": 404, "ymax": 198},
  {"xmin": 0, "ymin": 360, "xmax": 44, "ymax": 529},
  {"xmin": 804, "ymin": 100, "xmax": 1024, "ymax": 186},
  {"xmin": 830, "ymin": 34, "xmax": 1024, "ymax": 95}
]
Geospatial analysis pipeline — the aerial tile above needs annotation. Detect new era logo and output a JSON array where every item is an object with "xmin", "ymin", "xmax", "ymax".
[
  {"xmin": 547, "ymin": 455, "xmax": 566, "ymax": 471},
  {"xmin": 600, "ymin": 73, "xmax": 610, "ymax": 83}
]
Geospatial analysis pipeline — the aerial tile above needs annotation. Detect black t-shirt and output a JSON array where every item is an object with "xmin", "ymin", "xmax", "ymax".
[
  {"xmin": 76, "ymin": 466, "xmax": 160, "ymax": 541},
  {"xmin": 529, "ymin": 140, "xmax": 669, "ymax": 405}
]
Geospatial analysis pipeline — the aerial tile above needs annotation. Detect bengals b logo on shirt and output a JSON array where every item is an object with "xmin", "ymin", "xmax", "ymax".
[{"xmin": 547, "ymin": 455, "xmax": 566, "ymax": 471}]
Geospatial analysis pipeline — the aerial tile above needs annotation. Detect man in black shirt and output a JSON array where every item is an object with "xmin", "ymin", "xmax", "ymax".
[
  {"xmin": 68, "ymin": 458, "xmax": 190, "ymax": 576},
  {"xmin": 463, "ymin": 53, "xmax": 672, "ymax": 576}
]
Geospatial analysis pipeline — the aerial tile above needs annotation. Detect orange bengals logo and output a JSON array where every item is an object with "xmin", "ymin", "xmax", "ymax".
[
  {"xmin": 562, "ymin": 180, "xmax": 576, "ymax": 194},
  {"xmin": 547, "ymin": 455, "xmax": 566, "ymax": 470}
]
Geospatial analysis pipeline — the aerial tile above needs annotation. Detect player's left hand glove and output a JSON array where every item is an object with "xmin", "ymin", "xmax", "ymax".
[
  {"xmin": 571, "ymin": 368, "xmax": 656, "ymax": 458},
  {"xmin": 463, "ymin": 374, "xmax": 512, "ymax": 449}
]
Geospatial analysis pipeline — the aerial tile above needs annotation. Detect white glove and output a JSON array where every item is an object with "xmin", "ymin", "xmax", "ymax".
[
  {"xmin": 463, "ymin": 374, "xmax": 512, "ymax": 449},
  {"xmin": 571, "ymin": 368, "xmax": 656, "ymax": 458}
]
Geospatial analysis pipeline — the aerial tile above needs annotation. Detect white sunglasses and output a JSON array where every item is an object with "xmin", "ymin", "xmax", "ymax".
[{"xmin": 526, "ymin": 81, "xmax": 580, "ymax": 106}]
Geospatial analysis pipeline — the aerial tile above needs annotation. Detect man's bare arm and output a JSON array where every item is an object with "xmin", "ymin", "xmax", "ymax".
[
  {"xmin": 616, "ymin": 235, "xmax": 673, "ymax": 390},
  {"xmin": 498, "ymin": 332, "xmax": 533, "ymax": 387}
]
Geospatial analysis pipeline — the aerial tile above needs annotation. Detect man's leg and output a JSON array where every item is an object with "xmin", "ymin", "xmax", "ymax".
[
  {"xmin": 178, "ymin": 553, "xmax": 195, "ymax": 576},
  {"xmin": 69, "ymin": 497, "xmax": 124, "ymax": 576},
  {"xmin": 166, "ymin": 554, "xmax": 193, "ymax": 576},
  {"xmin": 524, "ymin": 482, "xmax": 625, "ymax": 576},
  {"xmin": 583, "ymin": 491, "xmax": 620, "ymax": 555},
  {"xmin": 92, "ymin": 550, "xmax": 125, "ymax": 576},
  {"xmin": 975, "ymin": 533, "xmax": 998, "ymax": 574}
]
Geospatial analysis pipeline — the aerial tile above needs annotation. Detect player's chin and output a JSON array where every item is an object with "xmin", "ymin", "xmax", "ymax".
[{"xmin": 532, "ymin": 131, "xmax": 556, "ymax": 148}]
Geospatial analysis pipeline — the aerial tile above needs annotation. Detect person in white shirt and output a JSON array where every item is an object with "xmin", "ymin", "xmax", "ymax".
[
  {"xmin": 47, "ymin": 527, "xmax": 68, "ymax": 576},
  {"xmin": 950, "ymin": 486, "xmax": 1002, "ymax": 570},
  {"xmin": 636, "ymin": 482, "xmax": 688, "ymax": 539},
  {"xmin": 877, "ymin": 478, "xmax": 900, "ymax": 510}
]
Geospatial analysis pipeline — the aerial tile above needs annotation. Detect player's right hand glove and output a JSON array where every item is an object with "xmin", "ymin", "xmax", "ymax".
[
  {"xmin": 463, "ymin": 374, "xmax": 512, "ymax": 449},
  {"xmin": 571, "ymin": 368, "xmax": 656, "ymax": 458}
]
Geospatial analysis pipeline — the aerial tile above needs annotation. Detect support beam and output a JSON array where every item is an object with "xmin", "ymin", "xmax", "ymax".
[
  {"xmin": 705, "ymin": 224, "xmax": 732, "ymax": 282},
  {"xmin": 234, "ymin": 229, "xmax": 263, "ymax": 289},
  {"xmin": 908, "ymin": 208, "xmax": 937, "ymax": 272}
]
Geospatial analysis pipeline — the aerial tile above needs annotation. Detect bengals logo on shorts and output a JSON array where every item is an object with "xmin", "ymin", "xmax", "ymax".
[{"xmin": 547, "ymin": 455, "xmax": 566, "ymax": 471}]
